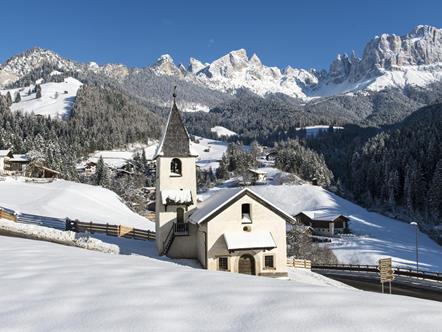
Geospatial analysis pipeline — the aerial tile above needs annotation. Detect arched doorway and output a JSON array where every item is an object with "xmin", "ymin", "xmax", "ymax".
[{"xmin": 238, "ymin": 254, "xmax": 255, "ymax": 275}]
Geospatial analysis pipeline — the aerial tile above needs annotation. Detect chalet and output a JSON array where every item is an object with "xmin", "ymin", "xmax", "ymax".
[
  {"xmin": 248, "ymin": 168, "xmax": 267, "ymax": 185},
  {"xmin": 84, "ymin": 161, "xmax": 97, "ymax": 176},
  {"xmin": 294, "ymin": 211, "xmax": 349, "ymax": 237},
  {"xmin": 0, "ymin": 149, "xmax": 30, "ymax": 175},
  {"xmin": 0, "ymin": 149, "xmax": 14, "ymax": 175},
  {"xmin": 155, "ymin": 92, "xmax": 291, "ymax": 277}
]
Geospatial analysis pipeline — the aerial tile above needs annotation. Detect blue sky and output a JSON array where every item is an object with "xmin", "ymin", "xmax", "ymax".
[{"xmin": 1, "ymin": 0, "xmax": 442, "ymax": 70}]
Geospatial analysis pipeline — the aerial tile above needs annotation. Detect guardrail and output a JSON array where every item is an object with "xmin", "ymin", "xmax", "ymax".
[{"xmin": 312, "ymin": 263, "xmax": 442, "ymax": 282}]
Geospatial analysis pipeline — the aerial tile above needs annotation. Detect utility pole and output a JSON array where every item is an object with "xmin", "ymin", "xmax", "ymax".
[{"xmin": 410, "ymin": 221, "xmax": 419, "ymax": 271}]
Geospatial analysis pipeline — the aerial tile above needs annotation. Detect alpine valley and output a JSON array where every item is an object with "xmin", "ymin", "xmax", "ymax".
[{"xmin": 2, "ymin": 24, "xmax": 442, "ymax": 241}]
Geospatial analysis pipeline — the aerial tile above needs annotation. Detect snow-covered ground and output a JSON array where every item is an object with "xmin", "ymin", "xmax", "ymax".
[
  {"xmin": 210, "ymin": 126, "xmax": 237, "ymax": 138},
  {"xmin": 0, "ymin": 234, "xmax": 441, "ymax": 332},
  {"xmin": 0, "ymin": 219, "xmax": 119, "ymax": 253},
  {"xmin": 0, "ymin": 178, "xmax": 154, "ymax": 230},
  {"xmin": 86, "ymin": 150, "xmax": 136, "ymax": 169},
  {"xmin": 201, "ymin": 184, "xmax": 442, "ymax": 271},
  {"xmin": 0, "ymin": 77, "xmax": 82, "ymax": 118}
]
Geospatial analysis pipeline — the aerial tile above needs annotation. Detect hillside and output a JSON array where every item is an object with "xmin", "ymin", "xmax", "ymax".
[
  {"xmin": 0, "ymin": 178, "xmax": 154, "ymax": 230},
  {"xmin": 1, "ymin": 77, "xmax": 82, "ymax": 118},
  {"xmin": 1, "ymin": 235, "xmax": 440, "ymax": 331}
]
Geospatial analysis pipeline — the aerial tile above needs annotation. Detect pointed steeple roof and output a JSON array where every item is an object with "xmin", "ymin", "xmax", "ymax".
[{"xmin": 154, "ymin": 87, "xmax": 193, "ymax": 158}]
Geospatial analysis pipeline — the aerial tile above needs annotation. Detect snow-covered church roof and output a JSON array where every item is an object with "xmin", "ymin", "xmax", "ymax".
[{"xmin": 189, "ymin": 187, "xmax": 296, "ymax": 224}]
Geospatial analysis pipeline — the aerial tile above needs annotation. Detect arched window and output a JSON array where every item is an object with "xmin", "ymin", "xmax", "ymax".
[
  {"xmin": 177, "ymin": 207, "xmax": 184, "ymax": 224},
  {"xmin": 170, "ymin": 158, "xmax": 182, "ymax": 176}
]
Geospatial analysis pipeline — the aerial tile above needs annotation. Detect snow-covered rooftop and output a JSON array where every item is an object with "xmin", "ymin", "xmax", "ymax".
[
  {"xmin": 161, "ymin": 189, "xmax": 193, "ymax": 205},
  {"xmin": 189, "ymin": 187, "xmax": 295, "ymax": 224},
  {"xmin": 0, "ymin": 149, "xmax": 11, "ymax": 157},
  {"xmin": 224, "ymin": 231, "xmax": 276, "ymax": 250}
]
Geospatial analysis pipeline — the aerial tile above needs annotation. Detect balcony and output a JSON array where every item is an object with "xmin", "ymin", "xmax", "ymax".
[{"xmin": 174, "ymin": 222, "xmax": 189, "ymax": 235}]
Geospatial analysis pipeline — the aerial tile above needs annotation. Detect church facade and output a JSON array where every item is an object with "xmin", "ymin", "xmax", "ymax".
[{"xmin": 154, "ymin": 95, "xmax": 291, "ymax": 277}]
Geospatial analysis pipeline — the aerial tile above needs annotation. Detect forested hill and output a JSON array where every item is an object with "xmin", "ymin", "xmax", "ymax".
[
  {"xmin": 0, "ymin": 84, "xmax": 163, "ymax": 178},
  {"xmin": 347, "ymin": 103, "xmax": 442, "ymax": 237}
]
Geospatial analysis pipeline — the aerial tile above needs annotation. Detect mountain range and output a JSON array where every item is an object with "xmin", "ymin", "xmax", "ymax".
[{"xmin": 1, "ymin": 25, "xmax": 442, "ymax": 126}]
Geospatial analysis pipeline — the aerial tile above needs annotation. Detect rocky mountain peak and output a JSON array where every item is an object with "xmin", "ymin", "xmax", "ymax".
[
  {"xmin": 188, "ymin": 57, "xmax": 206, "ymax": 74},
  {"xmin": 151, "ymin": 54, "xmax": 182, "ymax": 76}
]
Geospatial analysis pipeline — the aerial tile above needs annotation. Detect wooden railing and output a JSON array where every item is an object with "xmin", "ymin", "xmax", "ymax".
[
  {"xmin": 287, "ymin": 258, "xmax": 312, "ymax": 270},
  {"xmin": 161, "ymin": 224, "xmax": 175, "ymax": 256},
  {"xmin": 66, "ymin": 219, "xmax": 155, "ymax": 241}
]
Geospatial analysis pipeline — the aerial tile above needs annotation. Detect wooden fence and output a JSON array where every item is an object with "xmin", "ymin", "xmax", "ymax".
[
  {"xmin": 287, "ymin": 258, "xmax": 312, "ymax": 270},
  {"xmin": 66, "ymin": 219, "xmax": 155, "ymax": 241},
  {"xmin": 0, "ymin": 208, "xmax": 17, "ymax": 222}
]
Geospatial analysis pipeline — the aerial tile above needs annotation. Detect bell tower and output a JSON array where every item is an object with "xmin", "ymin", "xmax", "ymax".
[{"xmin": 154, "ymin": 87, "xmax": 197, "ymax": 255}]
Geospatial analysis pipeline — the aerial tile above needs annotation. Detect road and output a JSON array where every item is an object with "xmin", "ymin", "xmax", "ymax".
[{"xmin": 314, "ymin": 270, "xmax": 442, "ymax": 302}]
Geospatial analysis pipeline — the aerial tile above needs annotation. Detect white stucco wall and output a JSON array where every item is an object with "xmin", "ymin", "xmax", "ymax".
[
  {"xmin": 204, "ymin": 194, "xmax": 288, "ymax": 276},
  {"xmin": 155, "ymin": 156, "xmax": 197, "ymax": 254}
]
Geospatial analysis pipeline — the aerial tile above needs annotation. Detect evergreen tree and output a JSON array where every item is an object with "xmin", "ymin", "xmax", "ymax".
[
  {"xmin": 36, "ymin": 84, "xmax": 42, "ymax": 99},
  {"xmin": 14, "ymin": 92, "xmax": 21, "ymax": 103}
]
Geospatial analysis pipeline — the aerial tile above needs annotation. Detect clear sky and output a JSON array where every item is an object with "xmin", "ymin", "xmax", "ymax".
[{"xmin": 1, "ymin": 0, "xmax": 442, "ymax": 70}]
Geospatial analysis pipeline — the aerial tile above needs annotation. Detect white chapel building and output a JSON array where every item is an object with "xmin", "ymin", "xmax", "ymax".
[{"xmin": 154, "ymin": 94, "xmax": 293, "ymax": 277}]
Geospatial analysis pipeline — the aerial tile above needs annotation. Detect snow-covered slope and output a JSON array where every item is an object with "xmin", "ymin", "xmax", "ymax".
[
  {"xmin": 0, "ymin": 178, "xmax": 154, "ymax": 230},
  {"xmin": 202, "ymin": 184, "xmax": 442, "ymax": 271},
  {"xmin": 210, "ymin": 126, "xmax": 237, "ymax": 138},
  {"xmin": 1, "ymin": 235, "xmax": 440, "ymax": 332},
  {"xmin": 0, "ymin": 77, "xmax": 82, "ymax": 117}
]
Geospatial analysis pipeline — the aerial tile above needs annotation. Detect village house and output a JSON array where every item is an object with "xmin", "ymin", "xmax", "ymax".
[
  {"xmin": 248, "ymin": 168, "xmax": 267, "ymax": 185},
  {"xmin": 294, "ymin": 211, "xmax": 349, "ymax": 237},
  {"xmin": 0, "ymin": 149, "xmax": 30, "ymax": 176},
  {"xmin": 154, "ymin": 93, "xmax": 292, "ymax": 277}
]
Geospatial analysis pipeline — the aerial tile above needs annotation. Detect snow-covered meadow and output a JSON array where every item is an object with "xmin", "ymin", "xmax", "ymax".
[
  {"xmin": 0, "ymin": 77, "xmax": 82, "ymax": 118},
  {"xmin": 1, "ymin": 235, "xmax": 441, "ymax": 332}
]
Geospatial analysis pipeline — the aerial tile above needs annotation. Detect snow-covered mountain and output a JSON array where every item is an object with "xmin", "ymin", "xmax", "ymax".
[{"xmin": 1, "ymin": 25, "xmax": 442, "ymax": 103}]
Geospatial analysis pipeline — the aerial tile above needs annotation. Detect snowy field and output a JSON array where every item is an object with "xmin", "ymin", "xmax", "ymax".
[
  {"xmin": 210, "ymin": 125, "xmax": 237, "ymax": 138},
  {"xmin": 0, "ymin": 77, "xmax": 82, "ymax": 118},
  {"xmin": 202, "ymin": 184, "xmax": 442, "ymax": 271},
  {"xmin": 0, "ymin": 235, "xmax": 441, "ymax": 332},
  {"xmin": 0, "ymin": 178, "xmax": 154, "ymax": 230}
]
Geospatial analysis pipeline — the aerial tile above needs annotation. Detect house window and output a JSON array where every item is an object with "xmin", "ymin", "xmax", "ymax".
[
  {"xmin": 264, "ymin": 255, "xmax": 274, "ymax": 269},
  {"xmin": 241, "ymin": 203, "xmax": 251, "ymax": 223},
  {"xmin": 218, "ymin": 257, "xmax": 228, "ymax": 271},
  {"xmin": 176, "ymin": 207, "xmax": 184, "ymax": 223},
  {"xmin": 170, "ymin": 158, "xmax": 182, "ymax": 176}
]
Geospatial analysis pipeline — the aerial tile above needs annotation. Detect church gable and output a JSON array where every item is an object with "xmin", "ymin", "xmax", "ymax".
[{"xmin": 189, "ymin": 188, "xmax": 295, "ymax": 225}]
